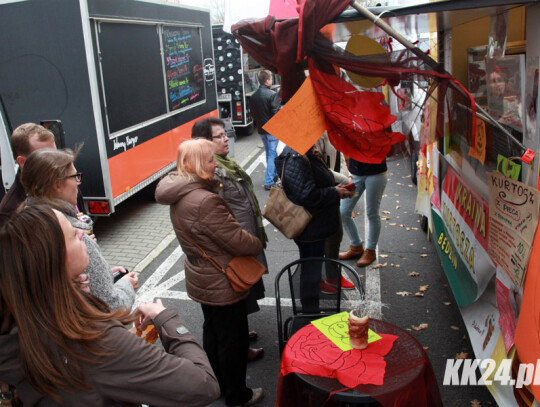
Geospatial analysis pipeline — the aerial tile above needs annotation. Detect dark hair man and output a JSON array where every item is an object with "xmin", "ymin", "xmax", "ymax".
[{"xmin": 249, "ymin": 70, "xmax": 281, "ymax": 190}]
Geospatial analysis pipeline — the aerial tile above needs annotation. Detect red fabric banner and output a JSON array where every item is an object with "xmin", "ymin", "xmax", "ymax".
[{"xmin": 309, "ymin": 62, "xmax": 405, "ymax": 163}]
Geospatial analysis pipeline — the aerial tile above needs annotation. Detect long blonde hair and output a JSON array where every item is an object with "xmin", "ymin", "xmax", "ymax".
[{"xmin": 176, "ymin": 139, "xmax": 216, "ymax": 180}]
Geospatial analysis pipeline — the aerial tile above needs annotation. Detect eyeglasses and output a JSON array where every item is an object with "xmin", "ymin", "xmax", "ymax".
[
  {"xmin": 212, "ymin": 133, "xmax": 228, "ymax": 140},
  {"xmin": 61, "ymin": 172, "xmax": 83, "ymax": 182}
]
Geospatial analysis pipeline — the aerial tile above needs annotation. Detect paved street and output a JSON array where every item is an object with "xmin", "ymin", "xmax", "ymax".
[{"xmin": 94, "ymin": 130, "xmax": 496, "ymax": 407}]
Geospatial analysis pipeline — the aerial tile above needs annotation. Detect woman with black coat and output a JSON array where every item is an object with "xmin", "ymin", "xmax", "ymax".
[{"xmin": 274, "ymin": 145, "xmax": 352, "ymax": 313}]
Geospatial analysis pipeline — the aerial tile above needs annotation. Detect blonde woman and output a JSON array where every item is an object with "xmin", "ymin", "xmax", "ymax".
[{"xmin": 155, "ymin": 139, "xmax": 264, "ymax": 406}]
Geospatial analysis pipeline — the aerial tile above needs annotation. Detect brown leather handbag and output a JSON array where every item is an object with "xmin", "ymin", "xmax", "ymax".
[
  {"xmin": 173, "ymin": 207, "xmax": 265, "ymax": 293},
  {"xmin": 263, "ymin": 156, "xmax": 312, "ymax": 239}
]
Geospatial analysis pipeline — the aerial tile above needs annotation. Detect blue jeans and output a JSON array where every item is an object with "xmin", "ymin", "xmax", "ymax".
[
  {"xmin": 340, "ymin": 172, "xmax": 387, "ymax": 250},
  {"xmin": 260, "ymin": 133, "xmax": 278, "ymax": 186}
]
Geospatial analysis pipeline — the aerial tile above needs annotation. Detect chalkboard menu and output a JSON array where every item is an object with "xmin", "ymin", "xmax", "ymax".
[
  {"xmin": 95, "ymin": 22, "xmax": 206, "ymax": 135},
  {"xmin": 162, "ymin": 26, "xmax": 205, "ymax": 112}
]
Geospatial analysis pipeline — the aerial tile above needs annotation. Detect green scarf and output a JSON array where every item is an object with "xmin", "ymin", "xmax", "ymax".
[{"xmin": 214, "ymin": 154, "xmax": 268, "ymax": 248}]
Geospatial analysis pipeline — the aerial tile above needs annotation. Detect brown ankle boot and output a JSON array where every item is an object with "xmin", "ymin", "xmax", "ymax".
[
  {"xmin": 357, "ymin": 249, "xmax": 376, "ymax": 267},
  {"xmin": 339, "ymin": 245, "xmax": 364, "ymax": 260}
]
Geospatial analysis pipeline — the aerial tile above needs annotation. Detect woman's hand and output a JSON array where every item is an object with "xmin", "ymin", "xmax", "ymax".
[
  {"xmin": 336, "ymin": 185, "xmax": 354, "ymax": 199},
  {"xmin": 135, "ymin": 299, "xmax": 165, "ymax": 331},
  {"xmin": 111, "ymin": 266, "xmax": 127, "ymax": 275},
  {"xmin": 123, "ymin": 272, "xmax": 139, "ymax": 289},
  {"xmin": 74, "ymin": 273, "xmax": 90, "ymax": 293}
]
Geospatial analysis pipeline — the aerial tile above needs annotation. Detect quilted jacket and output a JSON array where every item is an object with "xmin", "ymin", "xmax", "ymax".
[
  {"xmin": 155, "ymin": 172, "xmax": 262, "ymax": 306},
  {"xmin": 274, "ymin": 146, "xmax": 340, "ymax": 242}
]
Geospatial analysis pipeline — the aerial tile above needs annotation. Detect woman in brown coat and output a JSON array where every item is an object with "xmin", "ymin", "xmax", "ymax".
[{"xmin": 155, "ymin": 139, "xmax": 264, "ymax": 406}]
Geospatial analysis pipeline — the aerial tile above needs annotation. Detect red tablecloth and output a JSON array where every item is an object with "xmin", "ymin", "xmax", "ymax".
[{"xmin": 276, "ymin": 319, "xmax": 443, "ymax": 407}]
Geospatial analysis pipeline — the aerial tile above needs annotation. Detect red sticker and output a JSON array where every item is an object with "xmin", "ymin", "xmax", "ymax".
[{"xmin": 521, "ymin": 149, "xmax": 535, "ymax": 164}]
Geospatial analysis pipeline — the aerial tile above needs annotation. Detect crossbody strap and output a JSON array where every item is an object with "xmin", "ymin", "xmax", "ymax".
[{"xmin": 172, "ymin": 205, "xmax": 227, "ymax": 274}]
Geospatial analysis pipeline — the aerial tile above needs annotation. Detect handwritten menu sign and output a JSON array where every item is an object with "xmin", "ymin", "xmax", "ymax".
[
  {"xmin": 487, "ymin": 171, "xmax": 540, "ymax": 287},
  {"xmin": 162, "ymin": 26, "xmax": 205, "ymax": 111}
]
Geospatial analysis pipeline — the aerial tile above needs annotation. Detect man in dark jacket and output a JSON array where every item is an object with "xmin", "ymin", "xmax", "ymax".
[
  {"xmin": 0, "ymin": 123, "xmax": 56, "ymax": 227},
  {"xmin": 249, "ymin": 70, "xmax": 280, "ymax": 190}
]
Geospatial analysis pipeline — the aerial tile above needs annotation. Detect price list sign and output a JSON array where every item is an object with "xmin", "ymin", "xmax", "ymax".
[{"xmin": 163, "ymin": 26, "xmax": 205, "ymax": 111}]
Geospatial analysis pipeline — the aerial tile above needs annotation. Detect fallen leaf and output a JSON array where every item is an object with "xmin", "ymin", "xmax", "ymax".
[
  {"xmin": 394, "ymin": 264, "xmax": 401, "ymax": 268},
  {"xmin": 396, "ymin": 206, "xmax": 401, "ymax": 209},
  {"xmin": 394, "ymin": 194, "xmax": 399, "ymax": 197},
  {"xmin": 419, "ymin": 285, "xmax": 429, "ymax": 292},
  {"xmin": 405, "ymin": 175, "xmax": 411, "ymax": 178},
  {"xmin": 411, "ymin": 227, "xmax": 419, "ymax": 230},
  {"xmin": 410, "ymin": 243, "xmax": 414, "ymax": 246},
  {"xmin": 400, "ymin": 224, "xmax": 405, "ymax": 227},
  {"xmin": 450, "ymin": 326, "xmax": 460, "ymax": 331},
  {"xmin": 414, "ymin": 292, "xmax": 424, "ymax": 297},
  {"xmin": 420, "ymin": 254, "xmax": 428, "ymax": 258},
  {"xmin": 406, "ymin": 227, "xmax": 411, "ymax": 231},
  {"xmin": 470, "ymin": 400, "xmax": 482, "ymax": 407},
  {"xmin": 383, "ymin": 290, "xmax": 387, "ymax": 294},
  {"xmin": 381, "ymin": 216, "xmax": 390, "ymax": 220},
  {"xmin": 423, "ymin": 346, "xmax": 429, "ymax": 350},
  {"xmin": 396, "ymin": 291, "xmax": 412, "ymax": 296},
  {"xmin": 412, "ymin": 323, "xmax": 428, "ymax": 331},
  {"xmin": 382, "ymin": 210, "xmax": 391, "ymax": 214},
  {"xmin": 396, "ymin": 182, "xmax": 402, "ymax": 185},
  {"xmin": 443, "ymin": 302, "xmax": 451, "ymax": 306},
  {"xmin": 389, "ymin": 223, "xmax": 397, "ymax": 226},
  {"xmin": 456, "ymin": 352, "xmax": 469, "ymax": 359},
  {"xmin": 408, "ymin": 272, "xmax": 420, "ymax": 277},
  {"xmin": 379, "ymin": 254, "xmax": 389, "ymax": 258},
  {"xmin": 371, "ymin": 262, "xmax": 387, "ymax": 269}
]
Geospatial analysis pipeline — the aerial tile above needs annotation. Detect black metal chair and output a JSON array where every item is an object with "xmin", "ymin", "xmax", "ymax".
[{"xmin": 275, "ymin": 257, "xmax": 365, "ymax": 354}]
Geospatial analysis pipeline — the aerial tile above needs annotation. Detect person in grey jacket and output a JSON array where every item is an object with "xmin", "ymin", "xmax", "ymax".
[
  {"xmin": 21, "ymin": 148, "xmax": 137, "ymax": 311},
  {"xmin": 0, "ymin": 205, "xmax": 220, "ymax": 406}
]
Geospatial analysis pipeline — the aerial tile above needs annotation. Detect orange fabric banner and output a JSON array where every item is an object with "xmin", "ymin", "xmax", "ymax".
[{"xmin": 514, "ymin": 221, "xmax": 540, "ymax": 401}]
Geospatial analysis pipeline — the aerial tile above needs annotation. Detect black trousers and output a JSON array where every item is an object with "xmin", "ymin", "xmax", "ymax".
[
  {"xmin": 295, "ymin": 239, "xmax": 326, "ymax": 313},
  {"xmin": 201, "ymin": 300, "xmax": 252, "ymax": 406}
]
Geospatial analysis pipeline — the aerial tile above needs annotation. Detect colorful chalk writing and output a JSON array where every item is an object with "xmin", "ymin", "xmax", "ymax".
[{"xmin": 162, "ymin": 26, "xmax": 205, "ymax": 111}]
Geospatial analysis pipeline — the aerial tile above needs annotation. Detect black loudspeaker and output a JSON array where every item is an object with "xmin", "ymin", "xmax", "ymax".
[{"xmin": 212, "ymin": 25, "xmax": 252, "ymax": 127}]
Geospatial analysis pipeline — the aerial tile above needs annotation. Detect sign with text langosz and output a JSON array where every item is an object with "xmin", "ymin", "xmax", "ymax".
[
  {"xmin": 487, "ymin": 171, "xmax": 540, "ymax": 288},
  {"xmin": 440, "ymin": 166, "xmax": 495, "ymax": 305}
]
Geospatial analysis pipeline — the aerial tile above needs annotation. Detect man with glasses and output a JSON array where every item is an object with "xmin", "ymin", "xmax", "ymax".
[
  {"xmin": 191, "ymin": 117, "xmax": 267, "ymax": 363},
  {"xmin": 0, "ymin": 123, "xmax": 56, "ymax": 227}
]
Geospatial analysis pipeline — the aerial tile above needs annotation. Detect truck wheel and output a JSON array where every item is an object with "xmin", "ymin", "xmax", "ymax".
[{"xmin": 410, "ymin": 150, "xmax": 418, "ymax": 185}]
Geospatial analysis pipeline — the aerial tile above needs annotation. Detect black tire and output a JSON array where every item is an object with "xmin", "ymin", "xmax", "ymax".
[
  {"xmin": 420, "ymin": 215, "xmax": 428, "ymax": 233},
  {"xmin": 410, "ymin": 150, "xmax": 418, "ymax": 185}
]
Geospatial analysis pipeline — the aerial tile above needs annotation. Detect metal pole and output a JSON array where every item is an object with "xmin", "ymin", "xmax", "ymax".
[{"xmin": 348, "ymin": 0, "xmax": 524, "ymax": 151}]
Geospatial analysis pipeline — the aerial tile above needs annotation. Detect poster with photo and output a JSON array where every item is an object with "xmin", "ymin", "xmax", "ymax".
[{"xmin": 485, "ymin": 55, "xmax": 526, "ymax": 132}]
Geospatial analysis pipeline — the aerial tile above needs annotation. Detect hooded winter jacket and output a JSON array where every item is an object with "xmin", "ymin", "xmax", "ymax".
[{"xmin": 155, "ymin": 172, "xmax": 263, "ymax": 306}]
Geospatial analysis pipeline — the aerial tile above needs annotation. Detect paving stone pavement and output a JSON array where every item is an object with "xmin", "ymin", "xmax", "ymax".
[{"xmin": 93, "ymin": 129, "xmax": 264, "ymax": 273}]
